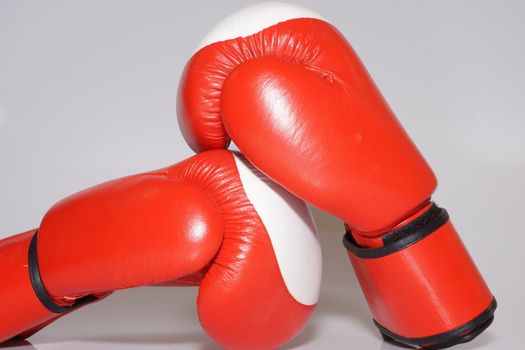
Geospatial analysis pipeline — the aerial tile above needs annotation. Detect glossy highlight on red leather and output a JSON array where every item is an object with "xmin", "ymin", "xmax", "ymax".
[{"xmin": 178, "ymin": 18, "xmax": 437, "ymax": 235}]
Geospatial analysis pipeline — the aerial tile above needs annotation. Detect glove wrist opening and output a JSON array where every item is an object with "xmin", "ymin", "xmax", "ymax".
[{"xmin": 376, "ymin": 298, "xmax": 496, "ymax": 349}]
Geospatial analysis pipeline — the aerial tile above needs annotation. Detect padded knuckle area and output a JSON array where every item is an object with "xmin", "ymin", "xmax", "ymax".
[{"xmin": 178, "ymin": 18, "xmax": 341, "ymax": 151}]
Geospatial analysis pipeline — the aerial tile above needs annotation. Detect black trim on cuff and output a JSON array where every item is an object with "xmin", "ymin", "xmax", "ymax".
[
  {"xmin": 376, "ymin": 297, "xmax": 497, "ymax": 349},
  {"xmin": 343, "ymin": 203, "xmax": 449, "ymax": 259},
  {"xmin": 28, "ymin": 231, "xmax": 98, "ymax": 314}
]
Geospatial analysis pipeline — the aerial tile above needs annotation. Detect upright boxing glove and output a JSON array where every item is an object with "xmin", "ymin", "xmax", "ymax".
[
  {"xmin": 178, "ymin": 3, "xmax": 495, "ymax": 348},
  {"xmin": 0, "ymin": 150, "xmax": 321, "ymax": 350}
]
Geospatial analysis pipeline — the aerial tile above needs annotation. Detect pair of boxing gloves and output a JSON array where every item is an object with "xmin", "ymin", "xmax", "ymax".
[{"xmin": 0, "ymin": 3, "xmax": 495, "ymax": 349}]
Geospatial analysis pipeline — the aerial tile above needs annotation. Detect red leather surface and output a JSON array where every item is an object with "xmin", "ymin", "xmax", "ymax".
[
  {"xmin": 348, "ymin": 220, "xmax": 493, "ymax": 338},
  {"xmin": 38, "ymin": 172, "xmax": 224, "ymax": 301},
  {"xmin": 178, "ymin": 18, "xmax": 437, "ymax": 237},
  {"xmin": 0, "ymin": 150, "xmax": 314, "ymax": 349}
]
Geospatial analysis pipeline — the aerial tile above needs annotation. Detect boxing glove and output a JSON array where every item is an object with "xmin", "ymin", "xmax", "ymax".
[
  {"xmin": 177, "ymin": 3, "xmax": 495, "ymax": 348},
  {"xmin": 0, "ymin": 150, "xmax": 322, "ymax": 350}
]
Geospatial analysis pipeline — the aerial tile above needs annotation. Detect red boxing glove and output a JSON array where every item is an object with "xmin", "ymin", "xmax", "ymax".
[
  {"xmin": 0, "ymin": 150, "xmax": 321, "ymax": 350},
  {"xmin": 178, "ymin": 3, "xmax": 495, "ymax": 348}
]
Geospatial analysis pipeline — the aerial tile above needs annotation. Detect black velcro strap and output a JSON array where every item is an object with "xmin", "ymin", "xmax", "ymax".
[
  {"xmin": 28, "ymin": 231, "xmax": 98, "ymax": 314},
  {"xmin": 343, "ymin": 203, "xmax": 449, "ymax": 259}
]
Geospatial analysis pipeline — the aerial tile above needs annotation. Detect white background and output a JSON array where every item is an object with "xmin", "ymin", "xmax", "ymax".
[{"xmin": 1, "ymin": 1, "xmax": 523, "ymax": 349}]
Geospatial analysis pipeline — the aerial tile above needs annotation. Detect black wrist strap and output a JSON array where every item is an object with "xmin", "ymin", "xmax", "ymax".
[
  {"xmin": 343, "ymin": 203, "xmax": 449, "ymax": 259},
  {"xmin": 28, "ymin": 231, "xmax": 98, "ymax": 314}
]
